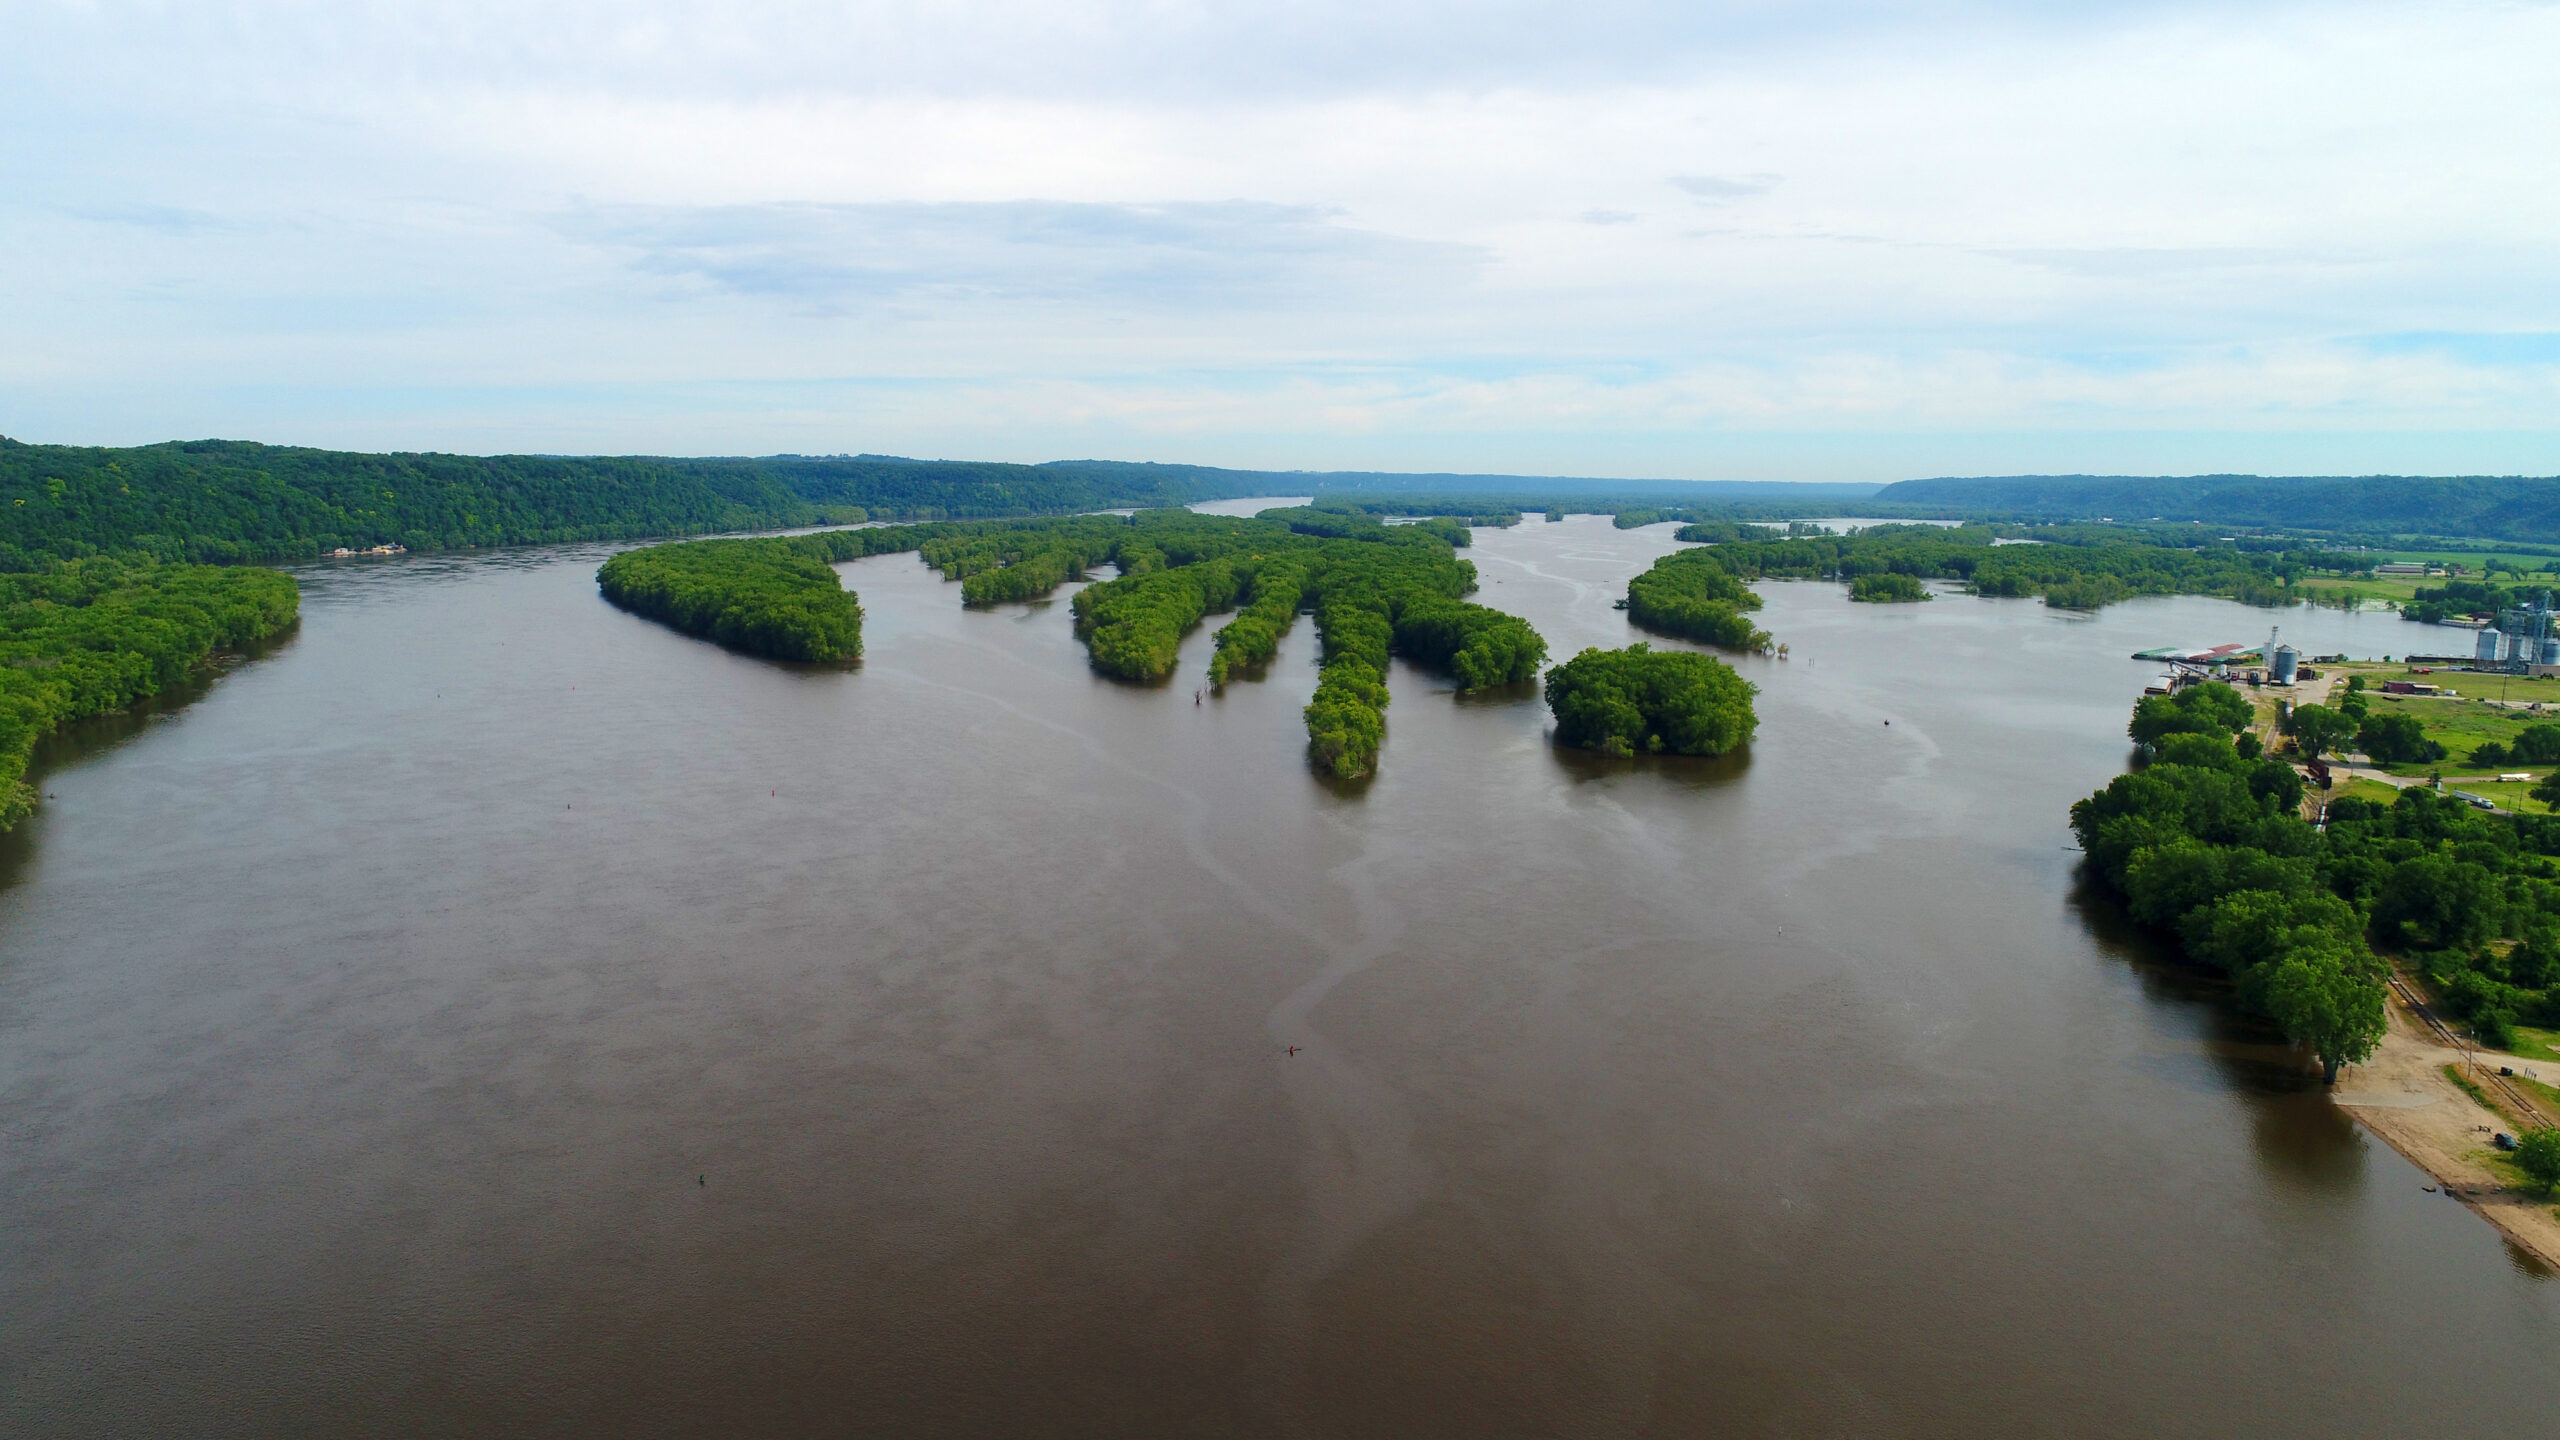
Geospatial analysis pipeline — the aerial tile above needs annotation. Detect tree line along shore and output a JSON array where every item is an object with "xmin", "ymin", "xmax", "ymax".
[
  {"xmin": 0, "ymin": 558, "xmax": 298, "ymax": 828},
  {"xmin": 16, "ymin": 439, "xmax": 2560, "ymax": 832},
  {"xmin": 2084, "ymin": 669, "xmax": 2560, "ymax": 1125},
  {"xmin": 595, "ymin": 507, "xmax": 1765, "ymax": 781}
]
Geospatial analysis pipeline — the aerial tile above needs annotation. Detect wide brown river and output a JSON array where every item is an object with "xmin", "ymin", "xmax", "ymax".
[{"xmin": 7, "ymin": 511, "xmax": 2558, "ymax": 1437}]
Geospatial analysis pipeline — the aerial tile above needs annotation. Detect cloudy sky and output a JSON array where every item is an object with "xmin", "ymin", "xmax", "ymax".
[{"xmin": 5, "ymin": 0, "xmax": 2557, "ymax": 479}]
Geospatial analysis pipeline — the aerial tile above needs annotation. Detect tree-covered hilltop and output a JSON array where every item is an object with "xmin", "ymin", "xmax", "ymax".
[
  {"xmin": 1623, "ymin": 550, "xmax": 1774, "ymax": 652},
  {"xmin": 2065, "ymin": 681, "xmax": 2560, "ymax": 1081},
  {"xmin": 1871, "ymin": 472, "xmax": 2560, "ymax": 542},
  {"xmin": 596, "ymin": 532, "xmax": 873, "ymax": 662},
  {"xmin": 1, "ymin": 556, "xmax": 298, "ymax": 829},
  {"xmin": 595, "ymin": 506, "xmax": 1548, "ymax": 780},
  {"xmin": 0, "ymin": 439, "xmax": 1280, "ymax": 568},
  {"xmin": 0, "ymin": 436, "xmax": 1905, "ymax": 573},
  {"xmin": 1544, "ymin": 644, "xmax": 1759, "ymax": 758},
  {"xmin": 1678, "ymin": 524, "xmax": 2347, "ymax": 610}
]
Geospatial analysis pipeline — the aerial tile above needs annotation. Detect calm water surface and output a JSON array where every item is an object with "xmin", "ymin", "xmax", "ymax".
[{"xmin": 5, "ymin": 515, "xmax": 2555, "ymax": 1438}]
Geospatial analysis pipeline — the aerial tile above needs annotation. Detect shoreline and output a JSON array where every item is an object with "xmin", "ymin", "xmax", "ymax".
[{"xmin": 2332, "ymin": 992, "xmax": 2560, "ymax": 1269}]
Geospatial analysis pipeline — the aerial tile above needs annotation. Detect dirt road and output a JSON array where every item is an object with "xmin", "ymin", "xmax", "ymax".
[{"xmin": 2333, "ymin": 996, "xmax": 2560, "ymax": 1267}]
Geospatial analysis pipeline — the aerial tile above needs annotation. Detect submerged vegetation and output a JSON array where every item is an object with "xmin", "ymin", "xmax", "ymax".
[
  {"xmin": 1, "ymin": 557, "xmax": 298, "ymax": 828},
  {"xmin": 1545, "ymin": 644, "xmax": 1758, "ymax": 758},
  {"xmin": 598, "ymin": 532, "xmax": 872, "ymax": 662},
  {"xmin": 1848, "ymin": 572, "xmax": 1930, "ymax": 603}
]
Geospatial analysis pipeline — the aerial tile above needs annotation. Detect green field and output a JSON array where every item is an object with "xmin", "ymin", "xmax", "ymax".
[
  {"xmin": 2327, "ymin": 777, "xmax": 2406, "ymax": 809},
  {"xmin": 2297, "ymin": 550, "xmax": 2560, "ymax": 610},
  {"xmin": 2327, "ymin": 660, "xmax": 2560, "ymax": 708},
  {"xmin": 2506, "ymin": 1026, "xmax": 2560, "ymax": 1066},
  {"xmin": 2297, "ymin": 574, "xmax": 2427, "ymax": 606},
  {"xmin": 2369, "ymin": 547, "xmax": 2560, "ymax": 573},
  {"xmin": 2350, "ymin": 692, "xmax": 2560, "ymax": 786}
]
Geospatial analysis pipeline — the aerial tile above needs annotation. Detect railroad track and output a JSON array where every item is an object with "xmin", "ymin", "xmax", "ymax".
[{"xmin": 2389, "ymin": 971, "xmax": 2554, "ymax": 1129}]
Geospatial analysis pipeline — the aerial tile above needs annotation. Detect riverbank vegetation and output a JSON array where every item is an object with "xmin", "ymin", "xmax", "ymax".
[
  {"xmin": 1866, "ymin": 472, "xmax": 2560, "ymax": 544},
  {"xmin": 1623, "ymin": 551, "xmax": 1773, "ymax": 651},
  {"xmin": 1678, "ymin": 525, "xmax": 2354, "ymax": 612},
  {"xmin": 1, "ymin": 556, "xmax": 298, "ymax": 829},
  {"xmin": 597, "ymin": 532, "xmax": 869, "ymax": 662},
  {"xmin": 1042, "ymin": 507, "xmax": 1547, "ymax": 777},
  {"xmin": 1849, "ymin": 573, "xmax": 1930, "ymax": 603},
  {"xmin": 2077, "ymin": 684, "xmax": 2383, "ymax": 1080},
  {"xmin": 595, "ymin": 506, "xmax": 1547, "ymax": 780},
  {"xmin": 2307, "ymin": 679, "xmax": 2560, "ymax": 786},
  {"xmin": 1545, "ymin": 645, "xmax": 1758, "ymax": 757},
  {"xmin": 2076, "ymin": 679, "xmax": 2560, "ymax": 1081}
]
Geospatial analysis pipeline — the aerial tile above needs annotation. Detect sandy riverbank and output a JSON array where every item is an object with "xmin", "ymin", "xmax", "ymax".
[{"xmin": 2333, "ymin": 995, "xmax": 2560, "ymax": 1268}]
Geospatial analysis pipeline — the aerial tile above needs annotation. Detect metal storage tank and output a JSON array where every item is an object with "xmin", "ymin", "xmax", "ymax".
[
  {"xmin": 2479, "ymin": 627, "xmax": 2506, "ymax": 663},
  {"xmin": 2542, "ymin": 636, "xmax": 2560, "ymax": 666},
  {"xmin": 2271, "ymin": 644, "xmax": 2299, "ymax": 685}
]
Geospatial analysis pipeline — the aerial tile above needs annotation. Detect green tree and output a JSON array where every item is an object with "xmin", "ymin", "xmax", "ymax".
[
  {"xmin": 597, "ymin": 534, "xmax": 867, "ymax": 662},
  {"xmin": 2151, "ymin": 732, "xmax": 2245, "ymax": 772},
  {"xmin": 2515, "ymin": 1128, "xmax": 2560, "ymax": 1196},
  {"xmin": 1623, "ymin": 551, "xmax": 1772, "ymax": 652},
  {"xmin": 2177, "ymin": 681, "xmax": 2255, "ymax": 733},
  {"xmin": 2355, "ymin": 711, "xmax": 2446, "ymax": 765},
  {"xmin": 1847, "ymin": 572, "xmax": 1929, "ymax": 603},
  {"xmin": 2508, "ymin": 724, "xmax": 2560, "ymax": 764},
  {"xmin": 1544, "ymin": 644, "xmax": 1759, "ymax": 757},
  {"xmin": 2260, "ymin": 938, "xmax": 2388, "ymax": 1085},
  {"xmin": 2129, "ymin": 695, "xmax": 2213, "ymax": 748},
  {"xmin": 2370, "ymin": 853, "xmax": 2499, "ymax": 952},
  {"xmin": 2286, "ymin": 703, "xmax": 2357, "ymax": 759}
]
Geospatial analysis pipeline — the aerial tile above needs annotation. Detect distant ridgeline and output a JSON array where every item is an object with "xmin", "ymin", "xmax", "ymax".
[
  {"xmin": 0, "ymin": 439, "xmax": 1287, "ymax": 567},
  {"xmin": 1297, "ymin": 471, "xmax": 1883, "ymax": 507},
  {"xmin": 1872, "ymin": 472, "xmax": 2560, "ymax": 543},
  {"xmin": 1298, "ymin": 494, "xmax": 1879, "ymax": 529},
  {"xmin": 1660, "ymin": 523, "xmax": 2355, "ymax": 611},
  {"xmin": 0, "ymin": 437, "xmax": 1928, "ymax": 570},
  {"xmin": 0, "ymin": 557, "xmax": 298, "ymax": 830},
  {"xmin": 596, "ymin": 508, "xmax": 1547, "ymax": 781}
]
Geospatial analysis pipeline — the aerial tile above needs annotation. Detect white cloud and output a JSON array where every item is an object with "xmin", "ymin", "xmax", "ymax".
[
  {"xmin": 1, "ymin": 0, "xmax": 2557, "ymax": 476},
  {"xmin": 1669, "ymin": 174, "xmax": 1782, "ymax": 202}
]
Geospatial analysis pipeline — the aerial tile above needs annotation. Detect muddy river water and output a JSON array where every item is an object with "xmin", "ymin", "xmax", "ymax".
[{"xmin": 5, "ymin": 510, "xmax": 2555, "ymax": 1437}]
